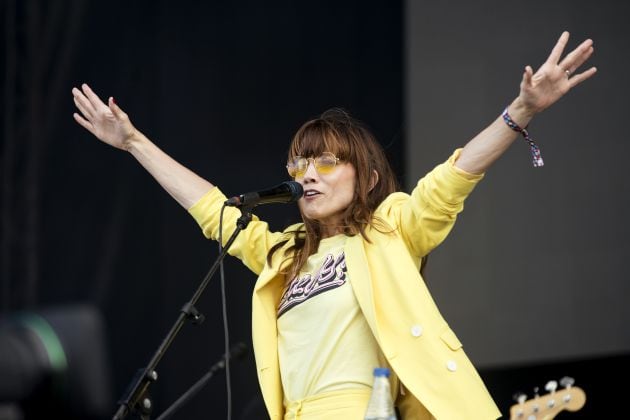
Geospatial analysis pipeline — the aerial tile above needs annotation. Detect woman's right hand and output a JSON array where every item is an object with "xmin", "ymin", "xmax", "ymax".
[{"xmin": 72, "ymin": 83, "xmax": 136, "ymax": 151}]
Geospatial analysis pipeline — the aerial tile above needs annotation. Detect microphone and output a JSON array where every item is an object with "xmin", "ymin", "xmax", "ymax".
[{"xmin": 224, "ymin": 181, "xmax": 303, "ymax": 208}]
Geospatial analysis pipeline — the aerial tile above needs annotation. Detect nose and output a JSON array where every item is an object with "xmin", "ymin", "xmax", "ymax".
[{"xmin": 301, "ymin": 158, "xmax": 319, "ymax": 183}]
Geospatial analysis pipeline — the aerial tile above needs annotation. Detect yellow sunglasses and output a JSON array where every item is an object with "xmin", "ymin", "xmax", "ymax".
[{"xmin": 286, "ymin": 152, "xmax": 341, "ymax": 178}]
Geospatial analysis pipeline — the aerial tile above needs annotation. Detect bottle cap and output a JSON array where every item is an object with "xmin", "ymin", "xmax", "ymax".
[{"xmin": 373, "ymin": 367, "xmax": 390, "ymax": 377}]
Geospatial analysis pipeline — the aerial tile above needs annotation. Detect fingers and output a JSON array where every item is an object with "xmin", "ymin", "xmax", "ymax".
[
  {"xmin": 72, "ymin": 86, "xmax": 97, "ymax": 119},
  {"xmin": 73, "ymin": 94, "xmax": 93, "ymax": 120},
  {"xmin": 547, "ymin": 31, "xmax": 570, "ymax": 64},
  {"xmin": 523, "ymin": 65, "xmax": 534, "ymax": 86},
  {"xmin": 520, "ymin": 65, "xmax": 532, "ymax": 92},
  {"xmin": 73, "ymin": 112, "xmax": 96, "ymax": 135},
  {"xmin": 108, "ymin": 96, "xmax": 127, "ymax": 120},
  {"xmin": 81, "ymin": 83, "xmax": 106, "ymax": 108},
  {"xmin": 568, "ymin": 66, "xmax": 598, "ymax": 88},
  {"xmin": 562, "ymin": 44, "xmax": 594, "ymax": 75},
  {"xmin": 545, "ymin": 32, "xmax": 596, "ymax": 87}
]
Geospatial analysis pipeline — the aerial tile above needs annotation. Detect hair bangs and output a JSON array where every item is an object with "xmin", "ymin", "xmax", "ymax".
[{"xmin": 288, "ymin": 119, "xmax": 351, "ymax": 161}]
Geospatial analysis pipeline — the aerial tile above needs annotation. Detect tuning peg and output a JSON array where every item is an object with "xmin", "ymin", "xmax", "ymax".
[
  {"xmin": 545, "ymin": 380, "xmax": 558, "ymax": 393},
  {"xmin": 513, "ymin": 392, "xmax": 527, "ymax": 404},
  {"xmin": 512, "ymin": 392, "xmax": 528, "ymax": 418},
  {"xmin": 560, "ymin": 376, "xmax": 575, "ymax": 389},
  {"xmin": 533, "ymin": 386, "xmax": 540, "ymax": 398}
]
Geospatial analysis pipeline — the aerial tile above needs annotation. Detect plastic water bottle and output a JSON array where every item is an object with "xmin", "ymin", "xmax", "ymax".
[{"xmin": 364, "ymin": 367, "xmax": 397, "ymax": 420}]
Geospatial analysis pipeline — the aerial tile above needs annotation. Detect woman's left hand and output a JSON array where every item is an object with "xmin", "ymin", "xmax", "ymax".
[{"xmin": 518, "ymin": 31, "xmax": 597, "ymax": 116}]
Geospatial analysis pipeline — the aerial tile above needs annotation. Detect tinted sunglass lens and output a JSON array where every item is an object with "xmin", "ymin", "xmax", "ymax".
[{"xmin": 315, "ymin": 154, "xmax": 337, "ymax": 173}]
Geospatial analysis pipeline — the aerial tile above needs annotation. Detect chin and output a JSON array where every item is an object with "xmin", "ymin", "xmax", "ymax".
[
  {"xmin": 298, "ymin": 203, "xmax": 319, "ymax": 219},
  {"xmin": 301, "ymin": 211, "xmax": 322, "ymax": 222},
  {"xmin": 300, "ymin": 209, "xmax": 328, "ymax": 223}
]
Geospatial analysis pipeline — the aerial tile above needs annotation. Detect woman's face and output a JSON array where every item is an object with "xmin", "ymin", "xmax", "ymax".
[{"xmin": 294, "ymin": 155, "xmax": 356, "ymax": 237}]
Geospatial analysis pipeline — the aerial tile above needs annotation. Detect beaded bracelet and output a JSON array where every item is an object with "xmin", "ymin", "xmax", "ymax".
[{"xmin": 502, "ymin": 107, "xmax": 544, "ymax": 167}]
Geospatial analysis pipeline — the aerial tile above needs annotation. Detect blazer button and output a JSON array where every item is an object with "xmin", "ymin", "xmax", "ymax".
[
  {"xmin": 446, "ymin": 360, "xmax": 457, "ymax": 372},
  {"xmin": 410, "ymin": 325, "xmax": 423, "ymax": 337}
]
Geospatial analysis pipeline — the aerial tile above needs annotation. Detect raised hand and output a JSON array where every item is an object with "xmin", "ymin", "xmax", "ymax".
[
  {"xmin": 519, "ymin": 31, "xmax": 597, "ymax": 115},
  {"xmin": 72, "ymin": 83, "xmax": 136, "ymax": 150}
]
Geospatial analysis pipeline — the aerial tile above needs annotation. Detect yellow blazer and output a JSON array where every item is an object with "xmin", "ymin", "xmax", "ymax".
[{"xmin": 189, "ymin": 150, "xmax": 501, "ymax": 419}]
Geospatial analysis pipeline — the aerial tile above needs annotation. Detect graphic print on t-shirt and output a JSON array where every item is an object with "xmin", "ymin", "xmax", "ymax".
[{"xmin": 277, "ymin": 252, "xmax": 347, "ymax": 317}]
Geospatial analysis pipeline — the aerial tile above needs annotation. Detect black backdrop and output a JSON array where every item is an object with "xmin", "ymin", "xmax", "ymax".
[{"xmin": 1, "ymin": 1, "xmax": 402, "ymax": 419}]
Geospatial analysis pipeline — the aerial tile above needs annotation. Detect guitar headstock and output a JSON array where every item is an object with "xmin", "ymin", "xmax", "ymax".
[{"xmin": 509, "ymin": 376, "xmax": 586, "ymax": 420}]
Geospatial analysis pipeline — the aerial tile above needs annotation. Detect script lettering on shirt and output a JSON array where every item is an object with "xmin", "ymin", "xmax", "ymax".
[{"xmin": 277, "ymin": 252, "xmax": 347, "ymax": 317}]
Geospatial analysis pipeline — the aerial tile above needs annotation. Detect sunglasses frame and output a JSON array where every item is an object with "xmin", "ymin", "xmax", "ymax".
[{"xmin": 286, "ymin": 152, "xmax": 341, "ymax": 178}]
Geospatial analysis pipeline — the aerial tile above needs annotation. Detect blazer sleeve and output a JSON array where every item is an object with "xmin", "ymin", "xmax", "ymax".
[
  {"xmin": 187, "ymin": 187, "xmax": 286, "ymax": 275},
  {"xmin": 377, "ymin": 149, "xmax": 484, "ymax": 259}
]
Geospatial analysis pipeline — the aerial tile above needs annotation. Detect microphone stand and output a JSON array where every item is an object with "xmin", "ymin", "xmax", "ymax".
[
  {"xmin": 112, "ymin": 208, "xmax": 254, "ymax": 420},
  {"xmin": 154, "ymin": 342, "xmax": 248, "ymax": 420}
]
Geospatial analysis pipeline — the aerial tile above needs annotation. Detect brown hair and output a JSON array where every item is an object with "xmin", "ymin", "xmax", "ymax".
[{"xmin": 268, "ymin": 108, "xmax": 399, "ymax": 281}]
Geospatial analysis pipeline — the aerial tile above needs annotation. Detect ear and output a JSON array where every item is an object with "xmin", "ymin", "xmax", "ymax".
[{"xmin": 368, "ymin": 169, "xmax": 379, "ymax": 192}]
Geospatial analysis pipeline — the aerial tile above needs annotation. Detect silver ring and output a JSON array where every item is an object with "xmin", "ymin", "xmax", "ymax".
[{"xmin": 565, "ymin": 69, "xmax": 571, "ymax": 77}]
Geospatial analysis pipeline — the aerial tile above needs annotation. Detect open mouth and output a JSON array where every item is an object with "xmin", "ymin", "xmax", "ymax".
[{"xmin": 303, "ymin": 190, "xmax": 322, "ymax": 199}]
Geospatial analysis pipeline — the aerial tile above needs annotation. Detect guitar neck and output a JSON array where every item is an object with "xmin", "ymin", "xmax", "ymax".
[{"xmin": 509, "ymin": 386, "xmax": 586, "ymax": 420}]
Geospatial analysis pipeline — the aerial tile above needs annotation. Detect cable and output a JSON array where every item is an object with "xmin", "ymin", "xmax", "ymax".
[{"xmin": 218, "ymin": 204, "xmax": 232, "ymax": 420}]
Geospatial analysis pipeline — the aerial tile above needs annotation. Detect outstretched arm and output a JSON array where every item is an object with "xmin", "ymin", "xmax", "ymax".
[
  {"xmin": 72, "ymin": 83, "xmax": 214, "ymax": 209},
  {"xmin": 455, "ymin": 31, "xmax": 597, "ymax": 174}
]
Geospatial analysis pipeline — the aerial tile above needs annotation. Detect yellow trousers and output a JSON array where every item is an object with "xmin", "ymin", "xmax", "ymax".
[{"xmin": 284, "ymin": 389, "xmax": 373, "ymax": 419}]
